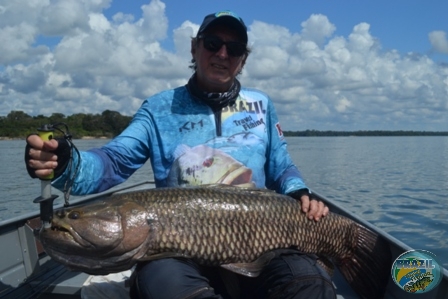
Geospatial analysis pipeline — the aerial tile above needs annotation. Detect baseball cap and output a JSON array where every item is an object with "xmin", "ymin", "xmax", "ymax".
[{"xmin": 197, "ymin": 11, "xmax": 248, "ymax": 44}]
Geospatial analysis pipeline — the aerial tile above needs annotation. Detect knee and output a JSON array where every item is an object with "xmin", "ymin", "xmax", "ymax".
[
  {"xmin": 135, "ymin": 258, "xmax": 212, "ymax": 299},
  {"xmin": 258, "ymin": 253, "xmax": 336, "ymax": 299}
]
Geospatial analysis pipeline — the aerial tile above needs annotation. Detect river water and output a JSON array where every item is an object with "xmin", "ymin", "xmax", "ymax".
[{"xmin": 1, "ymin": 137, "xmax": 447, "ymax": 268}]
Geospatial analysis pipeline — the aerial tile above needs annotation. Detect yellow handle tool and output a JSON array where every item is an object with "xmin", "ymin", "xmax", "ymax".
[
  {"xmin": 37, "ymin": 127, "xmax": 55, "ymax": 180},
  {"xmin": 33, "ymin": 125, "xmax": 59, "ymax": 229}
]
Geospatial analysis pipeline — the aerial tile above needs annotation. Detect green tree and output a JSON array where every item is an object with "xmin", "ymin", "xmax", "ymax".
[
  {"xmin": 7, "ymin": 110, "xmax": 31, "ymax": 122},
  {"xmin": 101, "ymin": 110, "xmax": 131, "ymax": 136}
]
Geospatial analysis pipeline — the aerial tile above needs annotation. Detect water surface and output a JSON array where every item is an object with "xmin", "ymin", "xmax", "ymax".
[{"xmin": 1, "ymin": 137, "xmax": 447, "ymax": 268}]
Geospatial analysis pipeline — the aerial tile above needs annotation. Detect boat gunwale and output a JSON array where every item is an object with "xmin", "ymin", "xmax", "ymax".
[{"xmin": 0, "ymin": 181, "xmax": 447, "ymax": 299}]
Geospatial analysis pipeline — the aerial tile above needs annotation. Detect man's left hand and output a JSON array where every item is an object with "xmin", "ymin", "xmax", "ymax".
[{"xmin": 299, "ymin": 195, "xmax": 329, "ymax": 221}]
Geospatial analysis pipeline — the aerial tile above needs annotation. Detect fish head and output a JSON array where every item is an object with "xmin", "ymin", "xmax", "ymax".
[{"xmin": 37, "ymin": 199, "xmax": 150, "ymax": 274}]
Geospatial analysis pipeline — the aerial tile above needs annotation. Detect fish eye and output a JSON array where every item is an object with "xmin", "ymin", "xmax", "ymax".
[
  {"xmin": 68, "ymin": 211, "xmax": 81, "ymax": 220},
  {"xmin": 203, "ymin": 157, "xmax": 214, "ymax": 167}
]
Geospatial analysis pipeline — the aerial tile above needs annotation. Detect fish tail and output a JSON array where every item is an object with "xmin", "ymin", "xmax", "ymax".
[{"xmin": 335, "ymin": 223, "xmax": 391, "ymax": 299}]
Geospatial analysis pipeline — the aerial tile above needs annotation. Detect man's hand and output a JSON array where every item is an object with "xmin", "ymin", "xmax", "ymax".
[
  {"xmin": 299, "ymin": 195, "xmax": 329, "ymax": 221},
  {"xmin": 25, "ymin": 134, "xmax": 60, "ymax": 179}
]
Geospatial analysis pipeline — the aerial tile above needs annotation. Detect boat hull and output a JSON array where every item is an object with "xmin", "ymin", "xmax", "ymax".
[{"xmin": 0, "ymin": 181, "xmax": 447, "ymax": 299}]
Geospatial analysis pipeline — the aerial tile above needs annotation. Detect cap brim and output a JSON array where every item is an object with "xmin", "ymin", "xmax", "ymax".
[{"xmin": 199, "ymin": 16, "xmax": 248, "ymax": 44}]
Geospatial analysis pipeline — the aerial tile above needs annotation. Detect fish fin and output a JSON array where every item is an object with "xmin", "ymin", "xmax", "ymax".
[
  {"xmin": 201, "ymin": 184, "xmax": 273, "ymax": 194},
  {"xmin": 201, "ymin": 183, "xmax": 237, "ymax": 189},
  {"xmin": 141, "ymin": 252, "xmax": 191, "ymax": 261},
  {"xmin": 220, "ymin": 251, "xmax": 275, "ymax": 277},
  {"xmin": 335, "ymin": 223, "xmax": 392, "ymax": 299},
  {"xmin": 172, "ymin": 144, "xmax": 191, "ymax": 159},
  {"xmin": 233, "ymin": 182, "xmax": 257, "ymax": 188}
]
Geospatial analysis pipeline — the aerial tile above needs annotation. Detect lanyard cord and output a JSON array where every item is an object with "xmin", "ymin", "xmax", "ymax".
[{"xmin": 51, "ymin": 123, "xmax": 81, "ymax": 207}]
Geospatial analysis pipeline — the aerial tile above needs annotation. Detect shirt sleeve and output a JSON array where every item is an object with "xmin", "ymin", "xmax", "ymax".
[
  {"xmin": 263, "ymin": 98, "xmax": 309, "ymax": 195},
  {"xmin": 52, "ymin": 104, "xmax": 153, "ymax": 195}
]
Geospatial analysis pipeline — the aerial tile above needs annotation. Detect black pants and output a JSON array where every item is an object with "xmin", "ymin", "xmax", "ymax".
[{"xmin": 132, "ymin": 251, "xmax": 335, "ymax": 299}]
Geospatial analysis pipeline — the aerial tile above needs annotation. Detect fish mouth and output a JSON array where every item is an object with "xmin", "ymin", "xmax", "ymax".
[
  {"xmin": 218, "ymin": 165, "xmax": 253, "ymax": 187},
  {"xmin": 45, "ymin": 220, "xmax": 93, "ymax": 248}
]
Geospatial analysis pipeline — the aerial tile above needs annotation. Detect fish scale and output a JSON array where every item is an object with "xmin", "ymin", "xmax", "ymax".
[
  {"xmin": 38, "ymin": 185, "xmax": 391, "ymax": 299},
  {"xmin": 138, "ymin": 188, "xmax": 312, "ymax": 263}
]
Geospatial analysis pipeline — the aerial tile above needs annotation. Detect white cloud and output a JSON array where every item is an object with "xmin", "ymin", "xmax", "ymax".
[
  {"xmin": 348, "ymin": 23, "xmax": 378, "ymax": 52},
  {"xmin": 0, "ymin": 23, "xmax": 38, "ymax": 64},
  {"xmin": 37, "ymin": 0, "xmax": 91, "ymax": 36},
  {"xmin": 139, "ymin": 0, "xmax": 168, "ymax": 41},
  {"xmin": 335, "ymin": 96, "xmax": 351, "ymax": 113},
  {"xmin": 0, "ymin": 0, "xmax": 447, "ymax": 131},
  {"xmin": 243, "ymin": 19, "xmax": 448, "ymax": 130},
  {"xmin": 173, "ymin": 20, "xmax": 198, "ymax": 57},
  {"xmin": 301, "ymin": 14, "xmax": 336, "ymax": 47},
  {"xmin": 112, "ymin": 12, "xmax": 135, "ymax": 24},
  {"xmin": 429, "ymin": 30, "xmax": 448, "ymax": 54}
]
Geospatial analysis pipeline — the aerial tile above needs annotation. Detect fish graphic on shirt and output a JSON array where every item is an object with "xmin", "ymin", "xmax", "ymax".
[{"xmin": 167, "ymin": 144, "xmax": 255, "ymax": 187}]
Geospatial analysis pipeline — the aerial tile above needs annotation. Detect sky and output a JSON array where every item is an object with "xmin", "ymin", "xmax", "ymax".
[{"xmin": 1, "ymin": 0, "xmax": 448, "ymax": 131}]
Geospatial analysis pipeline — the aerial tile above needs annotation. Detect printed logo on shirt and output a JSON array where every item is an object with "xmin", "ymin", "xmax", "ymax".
[
  {"xmin": 222, "ymin": 99, "xmax": 266, "ymax": 115},
  {"xmin": 275, "ymin": 122, "xmax": 284, "ymax": 138},
  {"xmin": 233, "ymin": 115, "xmax": 265, "ymax": 131},
  {"xmin": 221, "ymin": 97, "xmax": 267, "ymax": 133},
  {"xmin": 179, "ymin": 119, "xmax": 204, "ymax": 133}
]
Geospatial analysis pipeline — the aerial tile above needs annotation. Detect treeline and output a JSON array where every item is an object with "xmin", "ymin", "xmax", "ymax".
[
  {"xmin": 2, "ymin": 110, "xmax": 448, "ymax": 139},
  {"xmin": 0, "ymin": 110, "xmax": 132, "ymax": 139},
  {"xmin": 284, "ymin": 130, "xmax": 448, "ymax": 137}
]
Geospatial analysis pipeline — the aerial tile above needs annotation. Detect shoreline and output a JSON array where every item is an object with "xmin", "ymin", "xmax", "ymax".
[
  {"xmin": 79, "ymin": 136, "xmax": 109, "ymax": 139},
  {"xmin": 0, "ymin": 136, "xmax": 110, "ymax": 141}
]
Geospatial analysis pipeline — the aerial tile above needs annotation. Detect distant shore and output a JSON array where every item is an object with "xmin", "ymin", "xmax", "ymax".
[
  {"xmin": 0, "ymin": 136, "xmax": 110, "ymax": 141},
  {"xmin": 2, "ymin": 131, "xmax": 448, "ymax": 140},
  {"xmin": 79, "ymin": 136, "xmax": 109, "ymax": 139}
]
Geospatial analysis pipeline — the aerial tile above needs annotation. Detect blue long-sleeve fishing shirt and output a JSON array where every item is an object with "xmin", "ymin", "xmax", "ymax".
[{"xmin": 53, "ymin": 86, "xmax": 308, "ymax": 195}]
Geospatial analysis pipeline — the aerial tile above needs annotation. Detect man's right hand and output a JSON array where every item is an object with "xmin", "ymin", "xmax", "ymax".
[{"xmin": 25, "ymin": 134, "xmax": 60, "ymax": 179}]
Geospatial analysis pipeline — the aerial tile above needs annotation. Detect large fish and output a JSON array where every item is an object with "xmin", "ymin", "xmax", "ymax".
[{"xmin": 37, "ymin": 185, "xmax": 391, "ymax": 299}]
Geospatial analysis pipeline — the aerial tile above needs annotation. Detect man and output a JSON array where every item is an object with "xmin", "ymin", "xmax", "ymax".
[{"xmin": 26, "ymin": 10, "xmax": 334, "ymax": 298}]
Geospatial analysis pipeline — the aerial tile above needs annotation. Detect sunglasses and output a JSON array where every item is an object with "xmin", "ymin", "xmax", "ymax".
[{"xmin": 199, "ymin": 35, "xmax": 247, "ymax": 57}]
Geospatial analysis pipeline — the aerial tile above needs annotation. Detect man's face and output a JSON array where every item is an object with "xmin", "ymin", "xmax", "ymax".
[{"xmin": 191, "ymin": 26, "xmax": 247, "ymax": 92}]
